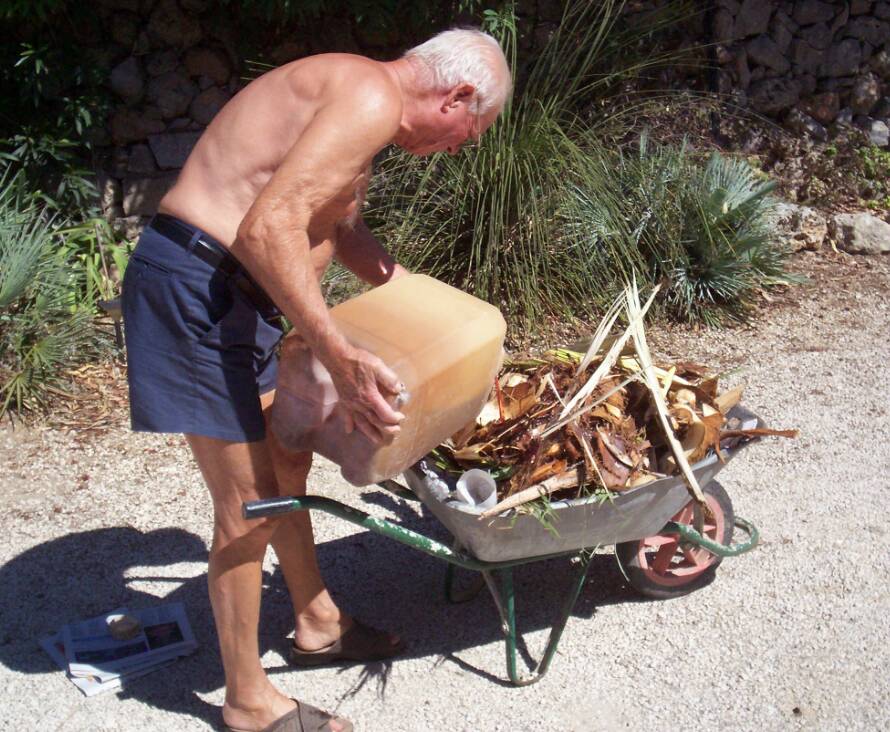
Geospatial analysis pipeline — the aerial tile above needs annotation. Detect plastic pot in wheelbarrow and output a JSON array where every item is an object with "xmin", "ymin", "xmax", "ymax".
[{"xmin": 403, "ymin": 405, "xmax": 763, "ymax": 563}]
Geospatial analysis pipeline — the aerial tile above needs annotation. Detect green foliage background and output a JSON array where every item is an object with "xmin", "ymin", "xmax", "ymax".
[
  {"xmin": 0, "ymin": 0, "xmax": 792, "ymax": 416},
  {"xmin": 364, "ymin": 2, "xmax": 789, "ymax": 331}
]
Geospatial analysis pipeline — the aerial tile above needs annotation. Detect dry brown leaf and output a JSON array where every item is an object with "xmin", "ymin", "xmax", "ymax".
[
  {"xmin": 698, "ymin": 377, "xmax": 719, "ymax": 400},
  {"xmin": 500, "ymin": 374, "xmax": 545, "ymax": 421},
  {"xmin": 596, "ymin": 427, "xmax": 636, "ymax": 468},
  {"xmin": 629, "ymin": 472, "xmax": 658, "ymax": 487},
  {"xmin": 595, "ymin": 431, "xmax": 631, "ymax": 488}
]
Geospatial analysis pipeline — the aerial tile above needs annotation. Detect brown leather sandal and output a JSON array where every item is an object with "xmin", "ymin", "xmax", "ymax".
[
  {"xmin": 225, "ymin": 699, "xmax": 353, "ymax": 732},
  {"xmin": 289, "ymin": 619, "xmax": 406, "ymax": 667}
]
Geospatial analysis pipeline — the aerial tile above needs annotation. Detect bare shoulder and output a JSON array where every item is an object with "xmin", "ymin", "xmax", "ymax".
[{"xmin": 283, "ymin": 53, "xmax": 402, "ymax": 130}]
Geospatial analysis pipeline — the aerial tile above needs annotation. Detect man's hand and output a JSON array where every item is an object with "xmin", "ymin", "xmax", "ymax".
[{"xmin": 328, "ymin": 345, "xmax": 406, "ymax": 444}]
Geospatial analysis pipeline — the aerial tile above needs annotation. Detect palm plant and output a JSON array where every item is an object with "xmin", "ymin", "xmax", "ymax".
[
  {"xmin": 566, "ymin": 137, "xmax": 787, "ymax": 325},
  {"xmin": 663, "ymin": 151, "xmax": 786, "ymax": 324},
  {"xmin": 0, "ymin": 173, "xmax": 103, "ymax": 416}
]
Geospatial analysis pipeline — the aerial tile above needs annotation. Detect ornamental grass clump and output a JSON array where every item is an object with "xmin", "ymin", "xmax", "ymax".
[
  {"xmin": 564, "ymin": 138, "xmax": 791, "ymax": 325},
  {"xmin": 365, "ymin": 1, "xmax": 790, "ymax": 330},
  {"xmin": 365, "ymin": 0, "xmax": 693, "ymax": 325}
]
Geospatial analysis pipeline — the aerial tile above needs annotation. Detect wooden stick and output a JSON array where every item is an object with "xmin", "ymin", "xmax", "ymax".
[
  {"xmin": 479, "ymin": 468, "xmax": 581, "ymax": 519},
  {"xmin": 494, "ymin": 376, "xmax": 505, "ymax": 422}
]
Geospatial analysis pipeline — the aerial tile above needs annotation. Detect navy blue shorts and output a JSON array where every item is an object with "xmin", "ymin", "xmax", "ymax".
[{"xmin": 122, "ymin": 217, "xmax": 284, "ymax": 442}]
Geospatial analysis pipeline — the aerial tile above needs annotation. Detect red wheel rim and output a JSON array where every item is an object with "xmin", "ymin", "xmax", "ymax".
[{"xmin": 634, "ymin": 495, "xmax": 727, "ymax": 587}]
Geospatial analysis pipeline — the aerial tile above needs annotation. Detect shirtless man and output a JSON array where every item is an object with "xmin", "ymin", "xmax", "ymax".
[{"xmin": 121, "ymin": 29, "xmax": 511, "ymax": 732}]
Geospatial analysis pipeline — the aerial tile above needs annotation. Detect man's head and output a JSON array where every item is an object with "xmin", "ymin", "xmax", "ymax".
[{"xmin": 397, "ymin": 29, "xmax": 512, "ymax": 155}]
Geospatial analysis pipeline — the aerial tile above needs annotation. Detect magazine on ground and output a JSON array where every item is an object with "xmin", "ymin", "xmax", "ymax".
[
  {"xmin": 38, "ymin": 629, "xmax": 176, "ymax": 697},
  {"xmin": 39, "ymin": 603, "xmax": 197, "ymax": 696}
]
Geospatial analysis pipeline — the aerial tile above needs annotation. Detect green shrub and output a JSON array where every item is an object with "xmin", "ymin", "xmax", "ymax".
[
  {"xmin": 0, "ymin": 174, "xmax": 105, "ymax": 417},
  {"xmin": 0, "ymin": 37, "xmax": 108, "ymax": 218},
  {"xmin": 0, "ymin": 29, "xmax": 129, "ymax": 314},
  {"xmin": 565, "ymin": 139, "xmax": 788, "ymax": 325}
]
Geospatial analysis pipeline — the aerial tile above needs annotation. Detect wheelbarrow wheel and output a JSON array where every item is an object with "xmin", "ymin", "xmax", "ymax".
[{"xmin": 615, "ymin": 481, "xmax": 734, "ymax": 600}]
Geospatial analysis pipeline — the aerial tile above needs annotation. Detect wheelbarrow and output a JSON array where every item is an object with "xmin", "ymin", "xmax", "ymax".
[{"xmin": 243, "ymin": 405, "xmax": 761, "ymax": 686}]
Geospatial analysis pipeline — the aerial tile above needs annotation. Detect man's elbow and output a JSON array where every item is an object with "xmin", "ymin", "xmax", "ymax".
[{"xmin": 235, "ymin": 205, "xmax": 302, "ymax": 261}]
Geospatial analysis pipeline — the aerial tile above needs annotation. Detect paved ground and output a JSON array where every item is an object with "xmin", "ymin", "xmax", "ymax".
[{"xmin": 1, "ymin": 251, "xmax": 888, "ymax": 732}]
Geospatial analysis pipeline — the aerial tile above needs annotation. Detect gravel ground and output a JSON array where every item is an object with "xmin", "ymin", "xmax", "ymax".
[{"xmin": 1, "ymin": 251, "xmax": 888, "ymax": 732}]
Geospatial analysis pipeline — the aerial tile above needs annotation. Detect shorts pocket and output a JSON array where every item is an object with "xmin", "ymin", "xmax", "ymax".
[
  {"xmin": 195, "ymin": 281, "xmax": 258, "ymax": 349},
  {"xmin": 128, "ymin": 253, "xmax": 173, "ymax": 277}
]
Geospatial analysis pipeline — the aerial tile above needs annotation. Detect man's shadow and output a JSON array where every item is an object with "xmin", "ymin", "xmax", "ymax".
[{"xmin": 0, "ymin": 493, "xmax": 646, "ymax": 727}]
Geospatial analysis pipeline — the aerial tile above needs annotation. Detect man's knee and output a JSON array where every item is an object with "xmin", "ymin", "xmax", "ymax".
[{"xmin": 271, "ymin": 446, "xmax": 313, "ymax": 494}]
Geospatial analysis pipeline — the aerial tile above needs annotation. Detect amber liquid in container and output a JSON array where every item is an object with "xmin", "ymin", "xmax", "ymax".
[{"xmin": 270, "ymin": 274, "xmax": 506, "ymax": 485}]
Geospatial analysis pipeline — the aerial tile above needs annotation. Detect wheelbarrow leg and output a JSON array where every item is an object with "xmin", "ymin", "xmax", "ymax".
[{"xmin": 490, "ymin": 550, "xmax": 594, "ymax": 686}]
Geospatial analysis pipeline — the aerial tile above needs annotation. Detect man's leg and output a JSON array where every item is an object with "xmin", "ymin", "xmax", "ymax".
[
  {"xmin": 259, "ymin": 390, "xmax": 401, "ymax": 652},
  {"xmin": 187, "ymin": 433, "xmax": 347, "ymax": 732}
]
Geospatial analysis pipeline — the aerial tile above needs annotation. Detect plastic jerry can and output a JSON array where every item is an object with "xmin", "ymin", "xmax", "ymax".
[{"xmin": 270, "ymin": 274, "xmax": 506, "ymax": 485}]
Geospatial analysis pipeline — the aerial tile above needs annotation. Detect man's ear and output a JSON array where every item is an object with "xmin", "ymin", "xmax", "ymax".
[{"xmin": 442, "ymin": 83, "xmax": 476, "ymax": 111}]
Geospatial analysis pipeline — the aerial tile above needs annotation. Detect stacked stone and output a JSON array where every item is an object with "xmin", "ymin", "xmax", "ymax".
[
  {"xmin": 96, "ymin": 0, "xmax": 240, "ymax": 238},
  {"xmin": 712, "ymin": 0, "xmax": 890, "ymax": 145}
]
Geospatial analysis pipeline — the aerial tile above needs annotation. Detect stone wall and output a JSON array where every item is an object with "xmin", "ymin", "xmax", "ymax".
[
  {"xmin": 91, "ymin": 1, "xmax": 889, "ymax": 237},
  {"xmin": 96, "ymin": 0, "xmax": 453, "ymax": 236},
  {"xmin": 711, "ymin": 0, "xmax": 890, "ymax": 144},
  {"xmin": 97, "ymin": 0, "xmax": 247, "ymax": 237},
  {"xmin": 91, "ymin": 0, "xmax": 693, "ymax": 237}
]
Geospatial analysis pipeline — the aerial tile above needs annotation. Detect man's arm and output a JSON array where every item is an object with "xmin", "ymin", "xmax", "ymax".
[
  {"xmin": 335, "ymin": 218, "xmax": 410, "ymax": 286},
  {"xmin": 229, "ymin": 82, "xmax": 405, "ymax": 441}
]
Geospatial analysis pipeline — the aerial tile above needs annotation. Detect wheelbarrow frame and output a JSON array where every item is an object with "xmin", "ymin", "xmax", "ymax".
[{"xmin": 242, "ymin": 443, "xmax": 760, "ymax": 685}]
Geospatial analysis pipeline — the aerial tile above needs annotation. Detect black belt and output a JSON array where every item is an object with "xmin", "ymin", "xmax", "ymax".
[{"xmin": 150, "ymin": 213, "xmax": 279, "ymax": 317}]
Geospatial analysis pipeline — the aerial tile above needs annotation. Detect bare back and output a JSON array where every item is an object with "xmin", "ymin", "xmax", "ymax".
[{"xmin": 159, "ymin": 54, "xmax": 401, "ymax": 275}]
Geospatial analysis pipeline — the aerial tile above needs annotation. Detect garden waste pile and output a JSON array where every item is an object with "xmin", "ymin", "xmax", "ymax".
[{"xmin": 433, "ymin": 283, "xmax": 797, "ymax": 519}]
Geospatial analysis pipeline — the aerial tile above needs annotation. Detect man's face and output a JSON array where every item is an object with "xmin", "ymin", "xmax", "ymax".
[{"xmin": 402, "ymin": 92, "xmax": 500, "ymax": 157}]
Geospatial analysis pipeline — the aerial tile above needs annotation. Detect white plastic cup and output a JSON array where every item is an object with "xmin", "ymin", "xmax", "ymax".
[{"xmin": 454, "ymin": 469, "xmax": 497, "ymax": 511}]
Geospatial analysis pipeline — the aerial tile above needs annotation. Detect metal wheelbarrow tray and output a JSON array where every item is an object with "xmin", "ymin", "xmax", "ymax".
[{"xmin": 243, "ymin": 404, "xmax": 762, "ymax": 685}]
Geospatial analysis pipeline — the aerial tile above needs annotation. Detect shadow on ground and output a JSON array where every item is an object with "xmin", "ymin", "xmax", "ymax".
[{"xmin": 0, "ymin": 490, "xmax": 649, "ymax": 728}]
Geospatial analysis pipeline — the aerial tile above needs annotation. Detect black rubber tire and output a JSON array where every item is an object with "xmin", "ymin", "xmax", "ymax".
[{"xmin": 615, "ymin": 480, "xmax": 734, "ymax": 600}]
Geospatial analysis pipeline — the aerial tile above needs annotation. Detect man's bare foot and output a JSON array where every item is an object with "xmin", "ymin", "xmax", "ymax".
[{"xmin": 294, "ymin": 609, "xmax": 354, "ymax": 652}]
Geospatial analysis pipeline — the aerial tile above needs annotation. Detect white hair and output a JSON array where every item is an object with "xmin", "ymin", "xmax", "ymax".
[{"xmin": 403, "ymin": 29, "xmax": 512, "ymax": 115}]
